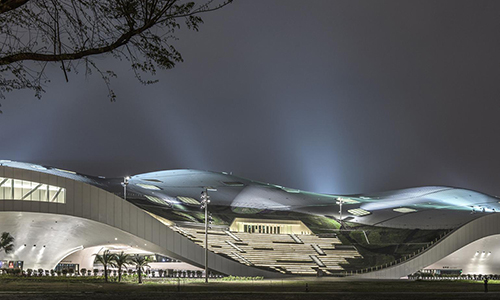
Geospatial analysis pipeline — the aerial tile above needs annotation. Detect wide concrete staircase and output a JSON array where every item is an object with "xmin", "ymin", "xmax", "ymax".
[{"xmin": 172, "ymin": 226, "xmax": 361, "ymax": 275}]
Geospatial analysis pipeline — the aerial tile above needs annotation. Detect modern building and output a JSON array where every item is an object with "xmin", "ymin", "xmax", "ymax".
[{"xmin": 0, "ymin": 160, "xmax": 500, "ymax": 279}]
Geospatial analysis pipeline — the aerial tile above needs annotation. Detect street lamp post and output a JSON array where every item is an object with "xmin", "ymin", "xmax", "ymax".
[
  {"xmin": 200, "ymin": 189, "xmax": 210, "ymax": 283},
  {"xmin": 336, "ymin": 198, "xmax": 344, "ymax": 229},
  {"xmin": 200, "ymin": 187, "xmax": 216, "ymax": 283},
  {"xmin": 121, "ymin": 176, "xmax": 130, "ymax": 200}
]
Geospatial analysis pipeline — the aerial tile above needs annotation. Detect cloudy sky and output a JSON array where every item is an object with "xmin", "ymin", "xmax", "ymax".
[{"xmin": 1, "ymin": 0, "xmax": 500, "ymax": 196}]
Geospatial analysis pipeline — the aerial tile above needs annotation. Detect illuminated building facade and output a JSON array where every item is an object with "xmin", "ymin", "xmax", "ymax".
[{"xmin": 1, "ymin": 160, "xmax": 500, "ymax": 278}]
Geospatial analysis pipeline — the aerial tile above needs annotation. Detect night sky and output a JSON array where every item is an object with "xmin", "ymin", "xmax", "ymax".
[{"xmin": 1, "ymin": 0, "xmax": 500, "ymax": 196}]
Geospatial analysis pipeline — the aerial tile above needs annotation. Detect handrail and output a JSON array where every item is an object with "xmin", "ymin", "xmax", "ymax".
[
  {"xmin": 352, "ymin": 213, "xmax": 498, "ymax": 278},
  {"xmin": 345, "ymin": 228, "xmax": 455, "ymax": 276}
]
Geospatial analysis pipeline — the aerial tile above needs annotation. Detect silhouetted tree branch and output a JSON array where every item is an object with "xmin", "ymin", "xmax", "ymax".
[{"xmin": 0, "ymin": 0, "xmax": 232, "ymax": 110}]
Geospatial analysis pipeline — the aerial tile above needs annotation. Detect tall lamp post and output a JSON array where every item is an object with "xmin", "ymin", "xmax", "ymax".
[
  {"xmin": 121, "ymin": 176, "xmax": 130, "ymax": 200},
  {"xmin": 336, "ymin": 198, "xmax": 344, "ymax": 229},
  {"xmin": 200, "ymin": 187, "xmax": 216, "ymax": 283}
]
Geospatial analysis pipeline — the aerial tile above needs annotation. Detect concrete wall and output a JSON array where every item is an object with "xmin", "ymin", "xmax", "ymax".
[
  {"xmin": 356, "ymin": 212, "xmax": 497, "ymax": 279},
  {"xmin": 0, "ymin": 166, "xmax": 280, "ymax": 277}
]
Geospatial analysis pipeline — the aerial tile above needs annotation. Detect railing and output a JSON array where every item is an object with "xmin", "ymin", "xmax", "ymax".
[{"xmin": 338, "ymin": 228, "xmax": 455, "ymax": 276}]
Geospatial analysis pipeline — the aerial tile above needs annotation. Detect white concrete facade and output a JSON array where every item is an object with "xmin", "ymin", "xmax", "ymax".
[
  {"xmin": 2, "ymin": 163, "xmax": 499, "ymax": 279},
  {"xmin": 0, "ymin": 165, "xmax": 280, "ymax": 277},
  {"xmin": 356, "ymin": 212, "xmax": 499, "ymax": 279}
]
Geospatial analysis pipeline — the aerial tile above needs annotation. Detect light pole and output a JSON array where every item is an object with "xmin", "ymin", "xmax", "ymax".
[
  {"xmin": 200, "ymin": 190, "xmax": 210, "ymax": 283},
  {"xmin": 336, "ymin": 198, "xmax": 344, "ymax": 229},
  {"xmin": 200, "ymin": 187, "xmax": 216, "ymax": 283},
  {"xmin": 121, "ymin": 176, "xmax": 130, "ymax": 200}
]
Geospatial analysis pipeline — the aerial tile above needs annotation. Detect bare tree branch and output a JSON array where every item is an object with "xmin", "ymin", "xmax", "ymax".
[{"xmin": 0, "ymin": 0, "xmax": 233, "ymax": 104}]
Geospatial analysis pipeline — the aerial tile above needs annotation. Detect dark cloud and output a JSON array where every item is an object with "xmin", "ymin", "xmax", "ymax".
[{"xmin": 1, "ymin": 0, "xmax": 500, "ymax": 196}]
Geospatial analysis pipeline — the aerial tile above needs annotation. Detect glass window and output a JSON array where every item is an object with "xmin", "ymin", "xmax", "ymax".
[
  {"xmin": 13, "ymin": 180, "xmax": 22, "ymax": 199},
  {"xmin": 0, "ymin": 176, "xmax": 65, "ymax": 203}
]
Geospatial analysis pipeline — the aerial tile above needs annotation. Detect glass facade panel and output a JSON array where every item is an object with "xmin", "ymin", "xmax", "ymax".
[
  {"xmin": 0, "ymin": 176, "xmax": 65, "ymax": 203},
  {"xmin": 40, "ymin": 185, "xmax": 49, "ymax": 202},
  {"xmin": 13, "ymin": 180, "xmax": 22, "ymax": 199},
  {"xmin": 56, "ymin": 188, "xmax": 65, "ymax": 203},
  {"xmin": 3, "ymin": 179, "xmax": 12, "ymax": 199}
]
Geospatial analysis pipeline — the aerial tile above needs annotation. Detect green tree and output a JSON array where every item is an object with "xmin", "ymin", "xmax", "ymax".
[
  {"xmin": 93, "ymin": 249, "xmax": 116, "ymax": 283},
  {"xmin": 0, "ymin": 0, "xmax": 232, "ymax": 108},
  {"xmin": 130, "ymin": 254, "xmax": 150, "ymax": 284},
  {"xmin": 113, "ymin": 251, "xmax": 130, "ymax": 282},
  {"xmin": 0, "ymin": 232, "xmax": 14, "ymax": 254}
]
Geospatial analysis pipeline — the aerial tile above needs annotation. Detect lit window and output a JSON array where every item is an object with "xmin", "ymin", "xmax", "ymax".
[
  {"xmin": 0, "ymin": 176, "xmax": 65, "ymax": 203},
  {"xmin": 393, "ymin": 207, "xmax": 417, "ymax": 213},
  {"xmin": 347, "ymin": 208, "xmax": 371, "ymax": 216},
  {"xmin": 136, "ymin": 183, "xmax": 162, "ymax": 190},
  {"xmin": 176, "ymin": 196, "xmax": 200, "ymax": 205},
  {"xmin": 144, "ymin": 195, "xmax": 171, "ymax": 207},
  {"xmin": 143, "ymin": 179, "xmax": 162, "ymax": 183},
  {"xmin": 337, "ymin": 197, "xmax": 360, "ymax": 204}
]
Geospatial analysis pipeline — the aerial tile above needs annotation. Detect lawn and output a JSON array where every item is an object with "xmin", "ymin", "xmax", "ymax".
[{"xmin": 0, "ymin": 277, "xmax": 498, "ymax": 299}]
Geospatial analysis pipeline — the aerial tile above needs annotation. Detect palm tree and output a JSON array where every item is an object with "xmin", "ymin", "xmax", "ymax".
[
  {"xmin": 113, "ymin": 251, "xmax": 130, "ymax": 282},
  {"xmin": 0, "ymin": 232, "xmax": 14, "ymax": 254},
  {"xmin": 130, "ymin": 255, "xmax": 150, "ymax": 284},
  {"xmin": 93, "ymin": 250, "xmax": 116, "ymax": 283}
]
